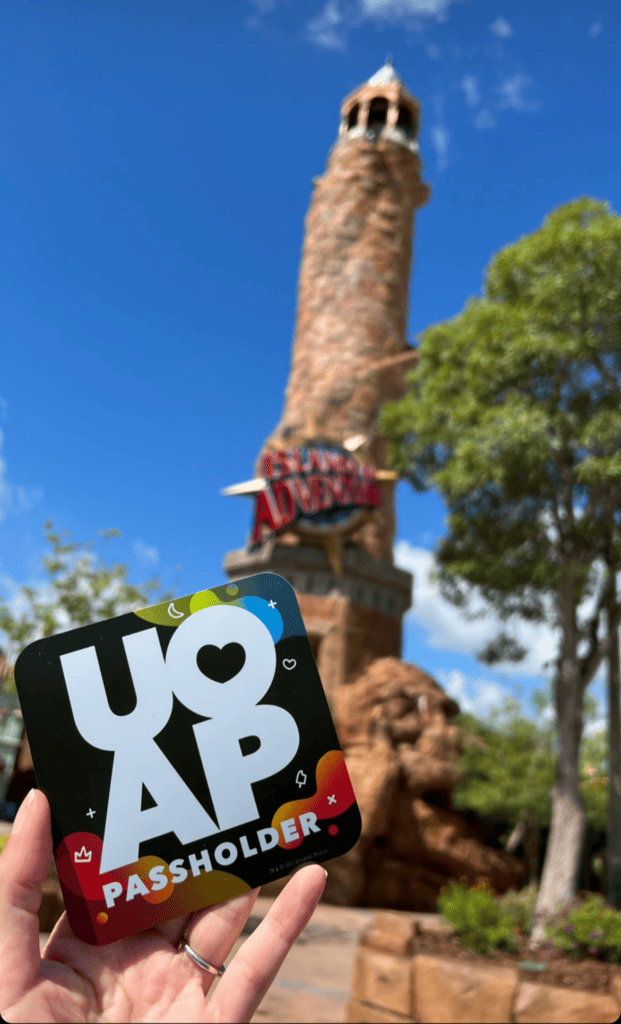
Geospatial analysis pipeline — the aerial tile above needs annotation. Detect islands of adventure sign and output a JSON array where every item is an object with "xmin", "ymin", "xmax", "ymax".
[{"xmin": 250, "ymin": 441, "xmax": 383, "ymax": 547}]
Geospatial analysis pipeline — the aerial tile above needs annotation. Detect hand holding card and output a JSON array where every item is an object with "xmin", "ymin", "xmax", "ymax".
[
  {"xmin": 12, "ymin": 573, "xmax": 361, "ymax": 945},
  {"xmin": 0, "ymin": 787, "xmax": 328, "ymax": 1023}
]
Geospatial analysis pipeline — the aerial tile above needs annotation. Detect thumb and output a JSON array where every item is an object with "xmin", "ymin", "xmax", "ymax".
[{"xmin": 0, "ymin": 789, "xmax": 52, "ymax": 1009}]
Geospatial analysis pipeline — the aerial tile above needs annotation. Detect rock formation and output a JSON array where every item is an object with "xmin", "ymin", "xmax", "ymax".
[
  {"xmin": 329, "ymin": 657, "xmax": 526, "ymax": 909},
  {"xmin": 263, "ymin": 657, "xmax": 526, "ymax": 909}
]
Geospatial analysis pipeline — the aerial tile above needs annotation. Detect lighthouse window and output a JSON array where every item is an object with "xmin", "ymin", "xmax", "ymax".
[
  {"xmin": 347, "ymin": 103, "xmax": 360, "ymax": 129},
  {"xmin": 397, "ymin": 104, "xmax": 416, "ymax": 137},
  {"xmin": 367, "ymin": 97, "xmax": 389, "ymax": 129}
]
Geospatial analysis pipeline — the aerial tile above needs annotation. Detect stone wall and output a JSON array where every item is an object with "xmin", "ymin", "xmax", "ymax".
[{"xmin": 346, "ymin": 910, "xmax": 621, "ymax": 1023}]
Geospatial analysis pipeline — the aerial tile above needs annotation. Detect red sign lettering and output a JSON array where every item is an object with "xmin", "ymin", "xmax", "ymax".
[{"xmin": 251, "ymin": 445, "xmax": 382, "ymax": 547}]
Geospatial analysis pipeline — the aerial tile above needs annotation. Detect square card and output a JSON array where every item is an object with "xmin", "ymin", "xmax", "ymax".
[{"xmin": 14, "ymin": 572, "xmax": 361, "ymax": 945}]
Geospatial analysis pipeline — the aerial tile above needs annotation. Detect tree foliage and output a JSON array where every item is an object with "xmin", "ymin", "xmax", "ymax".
[
  {"xmin": 383, "ymin": 198, "xmax": 621, "ymax": 625},
  {"xmin": 0, "ymin": 521, "xmax": 170, "ymax": 694},
  {"xmin": 580, "ymin": 727, "xmax": 609, "ymax": 834},
  {"xmin": 450, "ymin": 695, "xmax": 556, "ymax": 833},
  {"xmin": 452, "ymin": 690, "xmax": 606, "ymax": 835},
  {"xmin": 380, "ymin": 197, "xmax": 621, "ymax": 939}
]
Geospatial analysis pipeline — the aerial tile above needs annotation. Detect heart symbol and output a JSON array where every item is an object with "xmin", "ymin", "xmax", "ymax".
[
  {"xmin": 283, "ymin": 659, "xmax": 296, "ymax": 670},
  {"xmin": 196, "ymin": 643, "xmax": 246, "ymax": 684}
]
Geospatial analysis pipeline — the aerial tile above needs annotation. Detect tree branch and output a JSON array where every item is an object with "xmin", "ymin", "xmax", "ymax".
[
  {"xmin": 592, "ymin": 351, "xmax": 621, "ymax": 402},
  {"xmin": 580, "ymin": 569, "xmax": 621, "ymax": 689}
]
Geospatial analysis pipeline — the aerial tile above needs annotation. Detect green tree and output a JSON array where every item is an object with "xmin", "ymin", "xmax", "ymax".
[
  {"xmin": 450, "ymin": 693, "xmax": 555, "ymax": 884},
  {"xmin": 605, "ymin": 613, "xmax": 621, "ymax": 910},
  {"xmin": 380, "ymin": 198, "xmax": 621, "ymax": 945},
  {"xmin": 579, "ymin": 725, "xmax": 609, "ymax": 833},
  {"xmin": 450, "ymin": 689, "xmax": 605, "ymax": 883},
  {"xmin": 0, "ymin": 520, "xmax": 171, "ymax": 695}
]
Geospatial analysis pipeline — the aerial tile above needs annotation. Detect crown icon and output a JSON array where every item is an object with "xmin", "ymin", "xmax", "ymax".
[{"xmin": 74, "ymin": 846, "xmax": 92, "ymax": 864}]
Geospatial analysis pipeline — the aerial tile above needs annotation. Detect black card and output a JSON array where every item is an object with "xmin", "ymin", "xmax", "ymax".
[{"xmin": 14, "ymin": 573, "xmax": 361, "ymax": 944}]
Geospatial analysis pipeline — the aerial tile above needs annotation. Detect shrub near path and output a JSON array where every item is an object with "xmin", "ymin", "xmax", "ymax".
[{"xmin": 434, "ymin": 881, "xmax": 621, "ymax": 995}]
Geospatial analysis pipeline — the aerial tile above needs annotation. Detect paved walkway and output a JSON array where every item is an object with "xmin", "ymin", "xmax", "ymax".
[
  {"xmin": 40, "ymin": 897, "xmax": 374, "ymax": 1022},
  {"xmin": 227, "ymin": 898, "xmax": 374, "ymax": 1022}
]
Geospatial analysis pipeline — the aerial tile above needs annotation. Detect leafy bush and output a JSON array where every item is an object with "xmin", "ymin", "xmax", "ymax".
[
  {"xmin": 496, "ymin": 883, "xmax": 539, "ymax": 934},
  {"xmin": 544, "ymin": 894, "xmax": 621, "ymax": 963},
  {"xmin": 437, "ymin": 880, "xmax": 519, "ymax": 955},
  {"xmin": 438, "ymin": 881, "xmax": 621, "ymax": 963}
]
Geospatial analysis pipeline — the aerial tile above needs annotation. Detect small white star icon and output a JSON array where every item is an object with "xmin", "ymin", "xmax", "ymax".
[
  {"xmin": 327, "ymin": 794, "xmax": 336, "ymax": 805},
  {"xmin": 86, "ymin": 808, "xmax": 96, "ymax": 818},
  {"xmin": 268, "ymin": 600, "xmax": 277, "ymax": 609}
]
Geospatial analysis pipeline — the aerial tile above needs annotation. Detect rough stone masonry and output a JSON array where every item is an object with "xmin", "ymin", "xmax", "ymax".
[{"xmin": 262, "ymin": 64, "xmax": 430, "ymax": 562}]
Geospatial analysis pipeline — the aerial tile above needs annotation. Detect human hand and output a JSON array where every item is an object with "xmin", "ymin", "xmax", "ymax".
[{"xmin": 0, "ymin": 790, "xmax": 327, "ymax": 1022}]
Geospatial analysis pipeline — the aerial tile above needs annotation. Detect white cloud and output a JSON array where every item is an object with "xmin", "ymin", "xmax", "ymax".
[
  {"xmin": 461, "ymin": 74, "xmax": 480, "ymax": 107},
  {"xmin": 303, "ymin": 0, "xmax": 467, "ymax": 50},
  {"xmin": 474, "ymin": 108, "xmax": 496, "ymax": 130},
  {"xmin": 306, "ymin": 1, "xmax": 346, "ymax": 51},
  {"xmin": 244, "ymin": 0, "xmax": 275, "ymax": 28},
  {"xmin": 394, "ymin": 541, "xmax": 559, "ymax": 678},
  {"xmin": 430, "ymin": 124, "xmax": 449, "ymax": 171},
  {"xmin": 496, "ymin": 73, "xmax": 539, "ymax": 112},
  {"xmin": 0, "ymin": 398, "xmax": 8, "ymax": 421},
  {"xmin": 0, "ymin": 429, "xmax": 41, "ymax": 523},
  {"xmin": 395, "ymin": 541, "xmax": 613, "ymax": 713},
  {"xmin": 0, "ymin": 572, "xmax": 23, "ymax": 613},
  {"xmin": 133, "ymin": 540, "xmax": 159, "ymax": 567},
  {"xmin": 425, "ymin": 42, "xmax": 441, "ymax": 58},
  {"xmin": 489, "ymin": 15, "xmax": 513, "ymax": 38},
  {"xmin": 437, "ymin": 669, "xmax": 581, "ymax": 733},
  {"xmin": 13, "ymin": 486, "xmax": 41, "ymax": 513},
  {"xmin": 360, "ymin": 0, "xmax": 460, "ymax": 17},
  {"xmin": 436, "ymin": 668, "xmax": 512, "ymax": 717},
  {"xmin": 590, "ymin": 20, "xmax": 602, "ymax": 37},
  {"xmin": 0, "ymin": 460, "xmax": 10, "ymax": 523}
]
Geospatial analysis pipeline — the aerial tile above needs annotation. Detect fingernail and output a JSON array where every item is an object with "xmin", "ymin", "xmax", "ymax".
[{"xmin": 12, "ymin": 789, "xmax": 35, "ymax": 834}]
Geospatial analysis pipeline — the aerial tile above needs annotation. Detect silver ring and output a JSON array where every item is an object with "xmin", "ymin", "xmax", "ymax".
[{"xmin": 181, "ymin": 941, "xmax": 226, "ymax": 977}]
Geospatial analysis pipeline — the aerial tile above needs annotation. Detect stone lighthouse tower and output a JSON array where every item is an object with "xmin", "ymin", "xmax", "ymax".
[{"xmin": 223, "ymin": 62, "xmax": 430, "ymax": 701}]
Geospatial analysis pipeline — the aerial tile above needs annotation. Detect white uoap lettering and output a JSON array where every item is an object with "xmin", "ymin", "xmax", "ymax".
[{"xmin": 59, "ymin": 605, "xmax": 300, "ymax": 874}]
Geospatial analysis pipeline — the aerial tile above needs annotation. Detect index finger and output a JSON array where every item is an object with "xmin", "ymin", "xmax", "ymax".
[
  {"xmin": 207, "ymin": 863, "xmax": 327, "ymax": 1022},
  {"xmin": 0, "ymin": 790, "xmax": 50, "ymax": 1010}
]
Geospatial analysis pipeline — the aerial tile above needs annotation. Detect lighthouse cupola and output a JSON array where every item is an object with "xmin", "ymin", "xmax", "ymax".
[{"xmin": 339, "ymin": 61, "xmax": 420, "ymax": 152}]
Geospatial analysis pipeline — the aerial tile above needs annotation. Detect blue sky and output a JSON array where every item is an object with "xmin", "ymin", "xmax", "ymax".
[{"xmin": 0, "ymin": 0, "xmax": 618, "ymax": 732}]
